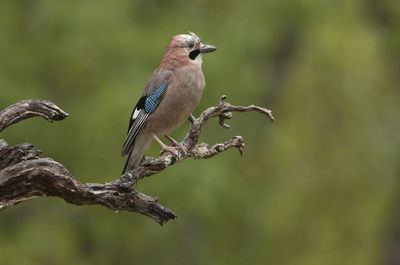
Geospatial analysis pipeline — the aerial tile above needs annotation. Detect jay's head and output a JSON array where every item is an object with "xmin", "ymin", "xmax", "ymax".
[{"xmin": 163, "ymin": 32, "xmax": 217, "ymax": 66}]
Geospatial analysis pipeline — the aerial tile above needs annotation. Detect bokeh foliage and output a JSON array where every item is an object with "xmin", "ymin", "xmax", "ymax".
[{"xmin": 1, "ymin": 0, "xmax": 400, "ymax": 264}]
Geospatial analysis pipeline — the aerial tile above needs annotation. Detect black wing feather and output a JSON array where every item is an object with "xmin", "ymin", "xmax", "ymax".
[
  {"xmin": 122, "ymin": 97, "xmax": 149, "ymax": 156},
  {"xmin": 128, "ymin": 96, "xmax": 146, "ymax": 132}
]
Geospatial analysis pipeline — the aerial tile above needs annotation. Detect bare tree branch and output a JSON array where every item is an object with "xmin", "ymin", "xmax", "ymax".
[
  {"xmin": 0, "ymin": 148, "xmax": 176, "ymax": 224},
  {"xmin": 0, "ymin": 100, "xmax": 69, "ymax": 132},
  {"xmin": 190, "ymin": 136, "xmax": 245, "ymax": 159},
  {"xmin": 0, "ymin": 96, "xmax": 274, "ymax": 225}
]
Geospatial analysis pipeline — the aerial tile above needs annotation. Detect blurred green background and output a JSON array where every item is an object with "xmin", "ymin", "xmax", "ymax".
[{"xmin": 1, "ymin": 0, "xmax": 400, "ymax": 264}]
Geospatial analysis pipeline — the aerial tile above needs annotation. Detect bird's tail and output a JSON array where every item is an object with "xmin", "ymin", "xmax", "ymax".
[{"xmin": 122, "ymin": 132, "xmax": 152, "ymax": 174}]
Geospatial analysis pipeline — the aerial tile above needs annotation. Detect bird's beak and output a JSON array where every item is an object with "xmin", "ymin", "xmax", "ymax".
[{"xmin": 199, "ymin": 43, "xmax": 217, "ymax": 53}]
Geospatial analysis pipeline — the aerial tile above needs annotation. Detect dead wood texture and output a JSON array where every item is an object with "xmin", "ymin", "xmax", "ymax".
[{"xmin": 0, "ymin": 97, "xmax": 273, "ymax": 225}]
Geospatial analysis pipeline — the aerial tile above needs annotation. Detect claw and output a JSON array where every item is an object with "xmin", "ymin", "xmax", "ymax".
[
  {"xmin": 151, "ymin": 133, "xmax": 186, "ymax": 156},
  {"xmin": 165, "ymin": 135, "xmax": 188, "ymax": 155},
  {"xmin": 160, "ymin": 145, "xmax": 180, "ymax": 156}
]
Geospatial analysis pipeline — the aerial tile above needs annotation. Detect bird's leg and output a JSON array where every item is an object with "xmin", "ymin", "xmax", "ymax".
[
  {"xmin": 151, "ymin": 133, "xmax": 179, "ymax": 156},
  {"xmin": 165, "ymin": 135, "xmax": 188, "ymax": 155}
]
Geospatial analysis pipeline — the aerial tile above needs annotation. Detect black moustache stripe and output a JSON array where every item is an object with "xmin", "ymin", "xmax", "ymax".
[{"xmin": 189, "ymin": 49, "xmax": 200, "ymax": 60}]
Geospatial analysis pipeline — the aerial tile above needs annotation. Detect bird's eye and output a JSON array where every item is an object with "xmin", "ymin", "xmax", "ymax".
[{"xmin": 187, "ymin": 42, "xmax": 194, "ymax": 49}]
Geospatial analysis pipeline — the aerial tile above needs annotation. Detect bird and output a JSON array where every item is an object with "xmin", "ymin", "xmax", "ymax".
[{"xmin": 121, "ymin": 32, "xmax": 217, "ymax": 173}]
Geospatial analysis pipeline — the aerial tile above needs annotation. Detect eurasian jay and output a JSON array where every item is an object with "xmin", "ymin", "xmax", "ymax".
[{"xmin": 121, "ymin": 32, "xmax": 217, "ymax": 173}]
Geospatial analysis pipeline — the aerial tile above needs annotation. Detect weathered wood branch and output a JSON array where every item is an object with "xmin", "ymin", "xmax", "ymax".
[
  {"xmin": 0, "ymin": 100, "xmax": 69, "ymax": 132},
  {"xmin": 0, "ymin": 96, "xmax": 273, "ymax": 225}
]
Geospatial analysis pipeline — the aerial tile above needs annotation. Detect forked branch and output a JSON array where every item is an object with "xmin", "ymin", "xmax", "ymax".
[{"xmin": 0, "ymin": 96, "xmax": 273, "ymax": 225}]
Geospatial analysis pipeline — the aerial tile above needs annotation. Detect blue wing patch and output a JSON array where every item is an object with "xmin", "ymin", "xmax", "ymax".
[{"xmin": 144, "ymin": 81, "xmax": 168, "ymax": 113}]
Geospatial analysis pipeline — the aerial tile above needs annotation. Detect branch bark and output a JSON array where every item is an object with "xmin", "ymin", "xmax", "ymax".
[
  {"xmin": 0, "ymin": 100, "xmax": 69, "ymax": 132},
  {"xmin": 0, "ymin": 96, "xmax": 273, "ymax": 225}
]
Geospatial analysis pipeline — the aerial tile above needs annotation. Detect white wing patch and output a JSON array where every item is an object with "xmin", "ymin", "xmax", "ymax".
[
  {"xmin": 122, "ymin": 109, "xmax": 149, "ymax": 155},
  {"xmin": 132, "ymin": 108, "xmax": 141, "ymax": 120}
]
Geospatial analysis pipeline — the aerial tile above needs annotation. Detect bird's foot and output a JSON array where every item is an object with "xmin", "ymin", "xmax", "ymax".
[
  {"xmin": 151, "ymin": 133, "xmax": 182, "ymax": 157},
  {"xmin": 160, "ymin": 145, "xmax": 180, "ymax": 156},
  {"xmin": 165, "ymin": 135, "xmax": 188, "ymax": 155}
]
